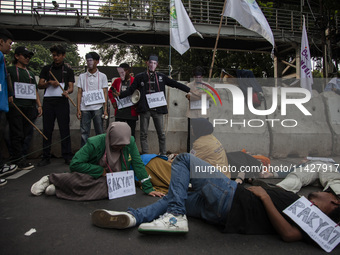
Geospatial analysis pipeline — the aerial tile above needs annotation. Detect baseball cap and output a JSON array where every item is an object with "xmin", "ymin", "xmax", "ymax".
[{"xmin": 15, "ymin": 46, "xmax": 34, "ymax": 57}]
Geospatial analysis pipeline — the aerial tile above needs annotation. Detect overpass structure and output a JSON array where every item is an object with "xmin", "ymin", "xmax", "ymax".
[{"xmin": 0, "ymin": 0, "xmax": 337, "ymax": 78}]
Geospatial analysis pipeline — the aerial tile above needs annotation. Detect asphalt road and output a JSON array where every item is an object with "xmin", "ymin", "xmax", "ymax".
[{"xmin": 1, "ymin": 157, "xmax": 339, "ymax": 255}]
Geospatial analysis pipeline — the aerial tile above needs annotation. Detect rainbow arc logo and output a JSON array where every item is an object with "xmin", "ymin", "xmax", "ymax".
[{"xmin": 197, "ymin": 83, "xmax": 222, "ymax": 114}]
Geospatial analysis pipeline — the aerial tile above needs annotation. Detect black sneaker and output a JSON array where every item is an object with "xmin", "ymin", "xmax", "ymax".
[
  {"xmin": 0, "ymin": 179, "xmax": 7, "ymax": 187},
  {"xmin": 18, "ymin": 161, "xmax": 34, "ymax": 170},
  {"xmin": 0, "ymin": 164, "xmax": 18, "ymax": 177},
  {"xmin": 37, "ymin": 158, "xmax": 51, "ymax": 167}
]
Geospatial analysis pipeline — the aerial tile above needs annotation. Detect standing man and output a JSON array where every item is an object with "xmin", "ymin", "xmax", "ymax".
[
  {"xmin": 115, "ymin": 54, "xmax": 190, "ymax": 155},
  {"xmin": 108, "ymin": 63, "xmax": 137, "ymax": 137},
  {"xmin": 0, "ymin": 29, "xmax": 17, "ymax": 185},
  {"xmin": 37, "ymin": 45, "xmax": 75, "ymax": 166},
  {"xmin": 77, "ymin": 52, "xmax": 108, "ymax": 147},
  {"xmin": 7, "ymin": 46, "xmax": 43, "ymax": 170}
]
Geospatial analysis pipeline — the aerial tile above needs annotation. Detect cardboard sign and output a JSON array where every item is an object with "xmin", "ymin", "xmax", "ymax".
[
  {"xmin": 146, "ymin": 91, "xmax": 167, "ymax": 109},
  {"xmin": 83, "ymin": 89, "xmax": 105, "ymax": 106},
  {"xmin": 106, "ymin": 170, "xmax": 136, "ymax": 200},
  {"xmin": 190, "ymin": 99, "xmax": 209, "ymax": 110},
  {"xmin": 283, "ymin": 196, "xmax": 340, "ymax": 252},
  {"xmin": 44, "ymin": 82, "xmax": 65, "ymax": 97},
  {"xmin": 117, "ymin": 96, "xmax": 134, "ymax": 109},
  {"xmin": 14, "ymin": 82, "xmax": 36, "ymax": 99}
]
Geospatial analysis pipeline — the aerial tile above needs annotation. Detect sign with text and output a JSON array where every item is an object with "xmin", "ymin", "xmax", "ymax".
[
  {"xmin": 44, "ymin": 82, "xmax": 65, "ymax": 97},
  {"xmin": 106, "ymin": 170, "xmax": 136, "ymax": 200},
  {"xmin": 117, "ymin": 95, "xmax": 134, "ymax": 109},
  {"xmin": 83, "ymin": 89, "xmax": 105, "ymax": 106},
  {"xmin": 14, "ymin": 82, "xmax": 36, "ymax": 99},
  {"xmin": 146, "ymin": 91, "xmax": 167, "ymax": 109},
  {"xmin": 283, "ymin": 196, "xmax": 340, "ymax": 252},
  {"xmin": 190, "ymin": 99, "xmax": 209, "ymax": 110}
]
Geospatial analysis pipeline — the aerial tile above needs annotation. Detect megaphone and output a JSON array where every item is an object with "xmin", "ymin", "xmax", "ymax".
[{"xmin": 131, "ymin": 90, "xmax": 140, "ymax": 104}]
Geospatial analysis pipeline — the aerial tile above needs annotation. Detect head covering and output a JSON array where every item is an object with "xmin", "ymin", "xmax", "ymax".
[
  {"xmin": 148, "ymin": 54, "xmax": 158, "ymax": 62},
  {"xmin": 119, "ymin": 63, "xmax": 130, "ymax": 69},
  {"xmin": 15, "ymin": 46, "xmax": 34, "ymax": 57},
  {"xmin": 191, "ymin": 118, "xmax": 214, "ymax": 140},
  {"xmin": 86, "ymin": 52, "xmax": 100, "ymax": 60},
  {"xmin": 99, "ymin": 122, "xmax": 131, "ymax": 172}
]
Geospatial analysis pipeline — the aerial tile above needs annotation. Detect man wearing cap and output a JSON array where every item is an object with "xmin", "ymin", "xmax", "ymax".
[
  {"xmin": 7, "ymin": 46, "xmax": 43, "ymax": 170},
  {"xmin": 108, "ymin": 63, "xmax": 137, "ymax": 137},
  {"xmin": 76, "ymin": 52, "xmax": 108, "ymax": 147},
  {"xmin": 114, "ymin": 54, "xmax": 190, "ymax": 156},
  {"xmin": 38, "ymin": 45, "xmax": 75, "ymax": 166}
]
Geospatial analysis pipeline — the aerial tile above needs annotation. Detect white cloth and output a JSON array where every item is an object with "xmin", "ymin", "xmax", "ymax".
[
  {"xmin": 277, "ymin": 161, "xmax": 340, "ymax": 195},
  {"xmin": 77, "ymin": 70, "xmax": 108, "ymax": 111},
  {"xmin": 223, "ymin": 0, "xmax": 274, "ymax": 50},
  {"xmin": 170, "ymin": 0, "xmax": 199, "ymax": 55},
  {"xmin": 300, "ymin": 16, "xmax": 313, "ymax": 92}
]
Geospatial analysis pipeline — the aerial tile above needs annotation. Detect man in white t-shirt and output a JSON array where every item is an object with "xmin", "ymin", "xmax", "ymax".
[{"xmin": 77, "ymin": 52, "xmax": 108, "ymax": 147}]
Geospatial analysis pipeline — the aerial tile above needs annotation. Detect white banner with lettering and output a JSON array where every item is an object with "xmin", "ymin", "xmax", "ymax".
[
  {"xmin": 44, "ymin": 82, "xmax": 65, "ymax": 97},
  {"xmin": 83, "ymin": 89, "xmax": 105, "ymax": 106},
  {"xmin": 146, "ymin": 91, "xmax": 167, "ymax": 109},
  {"xmin": 283, "ymin": 196, "xmax": 340, "ymax": 252},
  {"xmin": 14, "ymin": 82, "xmax": 36, "ymax": 99},
  {"xmin": 117, "ymin": 96, "xmax": 134, "ymax": 109},
  {"xmin": 106, "ymin": 170, "xmax": 136, "ymax": 200}
]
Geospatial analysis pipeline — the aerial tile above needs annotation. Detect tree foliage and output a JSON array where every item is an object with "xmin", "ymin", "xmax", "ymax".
[{"xmin": 6, "ymin": 42, "xmax": 81, "ymax": 76}]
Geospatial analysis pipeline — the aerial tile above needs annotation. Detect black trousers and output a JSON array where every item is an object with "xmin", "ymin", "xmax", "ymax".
[
  {"xmin": 7, "ymin": 104, "xmax": 35, "ymax": 162},
  {"xmin": 115, "ymin": 118, "xmax": 137, "ymax": 138},
  {"xmin": 42, "ymin": 99, "xmax": 71, "ymax": 160}
]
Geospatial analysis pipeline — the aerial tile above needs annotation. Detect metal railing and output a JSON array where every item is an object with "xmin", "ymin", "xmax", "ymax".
[{"xmin": 0, "ymin": 0, "xmax": 336, "ymax": 35}]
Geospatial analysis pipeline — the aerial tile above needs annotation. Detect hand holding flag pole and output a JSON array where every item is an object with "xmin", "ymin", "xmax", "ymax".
[{"xmin": 49, "ymin": 71, "xmax": 76, "ymax": 107}]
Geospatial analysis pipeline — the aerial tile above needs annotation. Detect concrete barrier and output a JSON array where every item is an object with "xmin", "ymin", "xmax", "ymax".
[{"xmin": 2, "ymin": 82, "xmax": 340, "ymax": 160}]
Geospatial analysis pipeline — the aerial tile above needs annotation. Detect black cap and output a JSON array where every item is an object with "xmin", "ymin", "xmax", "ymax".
[
  {"xmin": 148, "ymin": 54, "xmax": 158, "ymax": 62},
  {"xmin": 15, "ymin": 46, "xmax": 34, "ymax": 57},
  {"xmin": 119, "ymin": 63, "xmax": 130, "ymax": 69},
  {"xmin": 86, "ymin": 52, "xmax": 100, "ymax": 60}
]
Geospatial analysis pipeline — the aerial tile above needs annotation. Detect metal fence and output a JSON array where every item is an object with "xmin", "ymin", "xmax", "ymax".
[{"xmin": 0, "ymin": 0, "xmax": 337, "ymax": 35}]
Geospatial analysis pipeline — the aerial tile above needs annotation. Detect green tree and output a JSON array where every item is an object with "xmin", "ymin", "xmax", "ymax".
[{"xmin": 6, "ymin": 43, "xmax": 81, "ymax": 76}]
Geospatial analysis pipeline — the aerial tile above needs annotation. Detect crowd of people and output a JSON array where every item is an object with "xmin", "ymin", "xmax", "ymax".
[{"xmin": 1, "ymin": 28, "xmax": 340, "ymax": 249}]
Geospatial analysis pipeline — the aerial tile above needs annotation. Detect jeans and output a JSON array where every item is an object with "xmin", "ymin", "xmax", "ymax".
[
  {"xmin": 140, "ymin": 110, "xmax": 166, "ymax": 155},
  {"xmin": 80, "ymin": 108, "xmax": 104, "ymax": 147},
  {"xmin": 0, "ymin": 111, "xmax": 7, "ymax": 168},
  {"xmin": 128, "ymin": 153, "xmax": 237, "ymax": 226}
]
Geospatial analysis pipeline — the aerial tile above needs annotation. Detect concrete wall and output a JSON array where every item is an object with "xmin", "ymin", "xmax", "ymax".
[{"xmin": 3, "ymin": 84, "xmax": 340, "ymax": 159}]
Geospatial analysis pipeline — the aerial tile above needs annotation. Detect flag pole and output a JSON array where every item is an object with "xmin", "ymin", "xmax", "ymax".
[{"xmin": 209, "ymin": 0, "xmax": 228, "ymax": 80}]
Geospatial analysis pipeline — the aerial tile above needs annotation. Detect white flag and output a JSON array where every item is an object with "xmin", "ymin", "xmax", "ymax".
[
  {"xmin": 223, "ymin": 0, "xmax": 274, "ymax": 49},
  {"xmin": 300, "ymin": 16, "xmax": 313, "ymax": 92},
  {"xmin": 170, "ymin": 0, "xmax": 199, "ymax": 55}
]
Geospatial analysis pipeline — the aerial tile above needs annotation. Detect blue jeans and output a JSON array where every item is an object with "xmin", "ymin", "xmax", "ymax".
[
  {"xmin": 140, "ymin": 110, "xmax": 166, "ymax": 155},
  {"xmin": 128, "ymin": 153, "xmax": 237, "ymax": 226},
  {"xmin": 80, "ymin": 108, "xmax": 104, "ymax": 147}
]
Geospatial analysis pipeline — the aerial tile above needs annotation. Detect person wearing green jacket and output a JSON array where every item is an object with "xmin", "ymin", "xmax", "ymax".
[{"xmin": 31, "ymin": 122, "xmax": 164, "ymax": 200}]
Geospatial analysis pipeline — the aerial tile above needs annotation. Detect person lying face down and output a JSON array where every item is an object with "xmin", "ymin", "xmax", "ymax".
[{"xmin": 91, "ymin": 153, "xmax": 340, "ymax": 246}]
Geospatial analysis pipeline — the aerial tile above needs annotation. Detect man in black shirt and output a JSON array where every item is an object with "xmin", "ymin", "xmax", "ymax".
[
  {"xmin": 114, "ymin": 55, "xmax": 190, "ymax": 155},
  {"xmin": 37, "ymin": 45, "xmax": 75, "ymax": 166},
  {"xmin": 92, "ymin": 153, "xmax": 340, "ymax": 244}
]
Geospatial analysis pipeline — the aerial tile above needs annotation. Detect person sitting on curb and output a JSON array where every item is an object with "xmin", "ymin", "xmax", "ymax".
[
  {"xmin": 30, "ymin": 122, "xmax": 164, "ymax": 200},
  {"xmin": 91, "ymin": 153, "xmax": 340, "ymax": 243}
]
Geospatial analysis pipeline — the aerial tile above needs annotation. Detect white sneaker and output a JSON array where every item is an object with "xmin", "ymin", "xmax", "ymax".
[
  {"xmin": 138, "ymin": 213, "xmax": 188, "ymax": 234},
  {"xmin": 0, "ymin": 179, "xmax": 7, "ymax": 187},
  {"xmin": 31, "ymin": 175, "xmax": 50, "ymax": 196},
  {"xmin": 0, "ymin": 164, "xmax": 18, "ymax": 177},
  {"xmin": 92, "ymin": 209, "xmax": 136, "ymax": 229},
  {"xmin": 45, "ymin": 184, "xmax": 56, "ymax": 196}
]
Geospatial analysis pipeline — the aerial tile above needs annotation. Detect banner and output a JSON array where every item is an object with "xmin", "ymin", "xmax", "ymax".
[
  {"xmin": 300, "ymin": 16, "xmax": 313, "ymax": 92},
  {"xmin": 170, "ymin": 0, "xmax": 200, "ymax": 55},
  {"xmin": 223, "ymin": 0, "xmax": 274, "ymax": 49}
]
